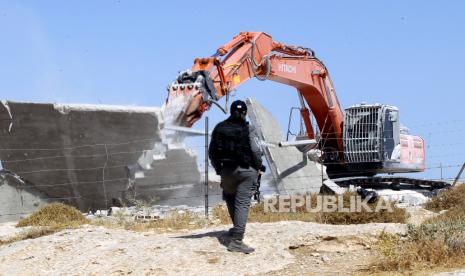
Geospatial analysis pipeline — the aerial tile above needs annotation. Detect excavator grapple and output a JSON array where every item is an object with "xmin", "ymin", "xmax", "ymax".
[{"xmin": 164, "ymin": 70, "xmax": 217, "ymax": 126}]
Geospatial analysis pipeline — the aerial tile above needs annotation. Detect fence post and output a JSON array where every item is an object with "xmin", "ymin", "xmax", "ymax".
[
  {"xmin": 440, "ymin": 163, "xmax": 443, "ymax": 180},
  {"xmin": 102, "ymin": 144, "xmax": 109, "ymax": 209},
  {"xmin": 205, "ymin": 116, "xmax": 209, "ymax": 219},
  {"xmin": 453, "ymin": 163, "xmax": 465, "ymax": 186}
]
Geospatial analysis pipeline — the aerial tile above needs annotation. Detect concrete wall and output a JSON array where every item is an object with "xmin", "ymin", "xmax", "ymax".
[
  {"xmin": 0, "ymin": 101, "xmax": 220, "ymax": 220},
  {"xmin": 246, "ymin": 98, "xmax": 324, "ymax": 194}
]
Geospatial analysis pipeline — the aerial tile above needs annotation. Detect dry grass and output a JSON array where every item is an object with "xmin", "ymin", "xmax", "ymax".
[
  {"xmin": 17, "ymin": 202, "xmax": 88, "ymax": 228},
  {"xmin": 213, "ymin": 203, "xmax": 317, "ymax": 224},
  {"xmin": 97, "ymin": 190, "xmax": 407, "ymax": 233},
  {"xmin": 373, "ymin": 221, "xmax": 465, "ymax": 271},
  {"xmin": 373, "ymin": 185, "xmax": 465, "ymax": 272},
  {"xmin": 425, "ymin": 184, "xmax": 465, "ymax": 212},
  {"xmin": 94, "ymin": 191, "xmax": 406, "ymax": 234},
  {"xmin": 0, "ymin": 203, "xmax": 90, "ymax": 246},
  {"xmin": 213, "ymin": 192, "xmax": 407, "ymax": 225},
  {"xmin": 315, "ymin": 192, "xmax": 408, "ymax": 225}
]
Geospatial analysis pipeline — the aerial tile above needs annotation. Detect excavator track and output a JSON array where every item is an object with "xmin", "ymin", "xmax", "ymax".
[{"xmin": 333, "ymin": 176, "xmax": 452, "ymax": 190}]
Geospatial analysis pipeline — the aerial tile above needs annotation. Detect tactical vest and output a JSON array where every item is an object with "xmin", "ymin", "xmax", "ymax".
[{"xmin": 213, "ymin": 120, "xmax": 253, "ymax": 169}]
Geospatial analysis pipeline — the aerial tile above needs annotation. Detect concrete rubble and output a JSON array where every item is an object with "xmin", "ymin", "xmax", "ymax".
[
  {"xmin": 376, "ymin": 189, "xmax": 431, "ymax": 207},
  {"xmin": 91, "ymin": 204, "xmax": 208, "ymax": 220},
  {"xmin": 0, "ymin": 101, "xmax": 220, "ymax": 222}
]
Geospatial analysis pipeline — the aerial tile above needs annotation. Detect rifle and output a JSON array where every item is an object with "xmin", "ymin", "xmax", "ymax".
[
  {"xmin": 253, "ymin": 165, "xmax": 266, "ymax": 203},
  {"xmin": 253, "ymin": 173, "xmax": 262, "ymax": 203}
]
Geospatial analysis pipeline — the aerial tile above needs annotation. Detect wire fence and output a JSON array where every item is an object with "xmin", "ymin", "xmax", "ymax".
[{"xmin": 0, "ymin": 119, "xmax": 464, "ymax": 221}]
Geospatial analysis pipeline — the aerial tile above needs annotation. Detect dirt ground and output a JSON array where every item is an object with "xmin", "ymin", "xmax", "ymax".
[{"xmin": 0, "ymin": 221, "xmax": 407, "ymax": 275}]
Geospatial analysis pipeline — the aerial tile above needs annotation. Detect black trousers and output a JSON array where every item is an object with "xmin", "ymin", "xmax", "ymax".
[{"xmin": 221, "ymin": 166, "xmax": 257, "ymax": 240}]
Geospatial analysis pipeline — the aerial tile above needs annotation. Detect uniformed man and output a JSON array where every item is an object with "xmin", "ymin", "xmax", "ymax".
[{"xmin": 209, "ymin": 100, "xmax": 264, "ymax": 254}]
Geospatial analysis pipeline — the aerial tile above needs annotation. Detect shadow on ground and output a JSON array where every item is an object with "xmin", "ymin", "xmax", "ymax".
[{"xmin": 174, "ymin": 230, "xmax": 231, "ymax": 249}]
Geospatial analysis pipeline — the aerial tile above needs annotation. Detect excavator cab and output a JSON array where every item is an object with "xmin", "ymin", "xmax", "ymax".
[{"xmin": 343, "ymin": 103, "xmax": 425, "ymax": 174}]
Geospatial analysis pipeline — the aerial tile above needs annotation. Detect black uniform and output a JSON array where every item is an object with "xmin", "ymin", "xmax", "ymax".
[{"xmin": 209, "ymin": 100, "xmax": 263, "ymax": 253}]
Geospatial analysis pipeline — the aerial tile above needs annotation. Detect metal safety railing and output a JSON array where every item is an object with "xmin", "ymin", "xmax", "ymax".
[{"xmin": 343, "ymin": 105, "xmax": 382, "ymax": 163}]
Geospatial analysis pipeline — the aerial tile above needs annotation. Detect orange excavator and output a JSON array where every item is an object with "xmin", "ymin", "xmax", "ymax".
[{"xmin": 165, "ymin": 32, "xmax": 439, "ymax": 185}]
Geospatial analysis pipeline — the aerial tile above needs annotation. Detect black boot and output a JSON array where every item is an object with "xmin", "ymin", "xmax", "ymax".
[
  {"xmin": 228, "ymin": 239, "xmax": 255, "ymax": 254},
  {"xmin": 221, "ymin": 227, "xmax": 234, "ymax": 238}
]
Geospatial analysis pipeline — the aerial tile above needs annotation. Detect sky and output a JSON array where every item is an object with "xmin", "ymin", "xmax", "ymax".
[{"xmin": 0, "ymin": 0, "xmax": 464, "ymax": 180}]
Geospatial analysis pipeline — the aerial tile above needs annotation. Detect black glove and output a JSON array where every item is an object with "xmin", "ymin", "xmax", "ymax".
[{"xmin": 260, "ymin": 165, "xmax": 266, "ymax": 173}]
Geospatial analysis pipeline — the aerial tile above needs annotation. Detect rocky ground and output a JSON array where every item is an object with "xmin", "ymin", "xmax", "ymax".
[
  {"xmin": 0, "ymin": 220, "xmax": 406, "ymax": 275},
  {"xmin": 0, "ymin": 205, "xmax": 463, "ymax": 275}
]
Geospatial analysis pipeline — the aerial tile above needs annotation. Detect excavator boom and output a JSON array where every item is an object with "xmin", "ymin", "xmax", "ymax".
[
  {"xmin": 164, "ymin": 32, "xmax": 425, "ymax": 177},
  {"xmin": 165, "ymin": 32, "xmax": 344, "ymax": 157}
]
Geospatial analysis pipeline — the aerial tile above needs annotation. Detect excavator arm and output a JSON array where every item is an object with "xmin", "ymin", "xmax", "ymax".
[{"xmin": 165, "ymin": 32, "xmax": 345, "ymax": 162}]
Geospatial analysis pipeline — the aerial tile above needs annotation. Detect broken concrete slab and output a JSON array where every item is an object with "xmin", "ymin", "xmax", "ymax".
[
  {"xmin": 246, "ymin": 98, "xmax": 325, "ymax": 194},
  {"xmin": 0, "ymin": 172, "xmax": 48, "ymax": 223},
  {"xmin": 375, "ymin": 189, "xmax": 431, "ymax": 207},
  {"xmin": 0, "ymin": 101, "xmax": 220, "ymax": 221},
  {"xmin": 321, "ymin": 179, "xmax": 346, "ymax": 195}
]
